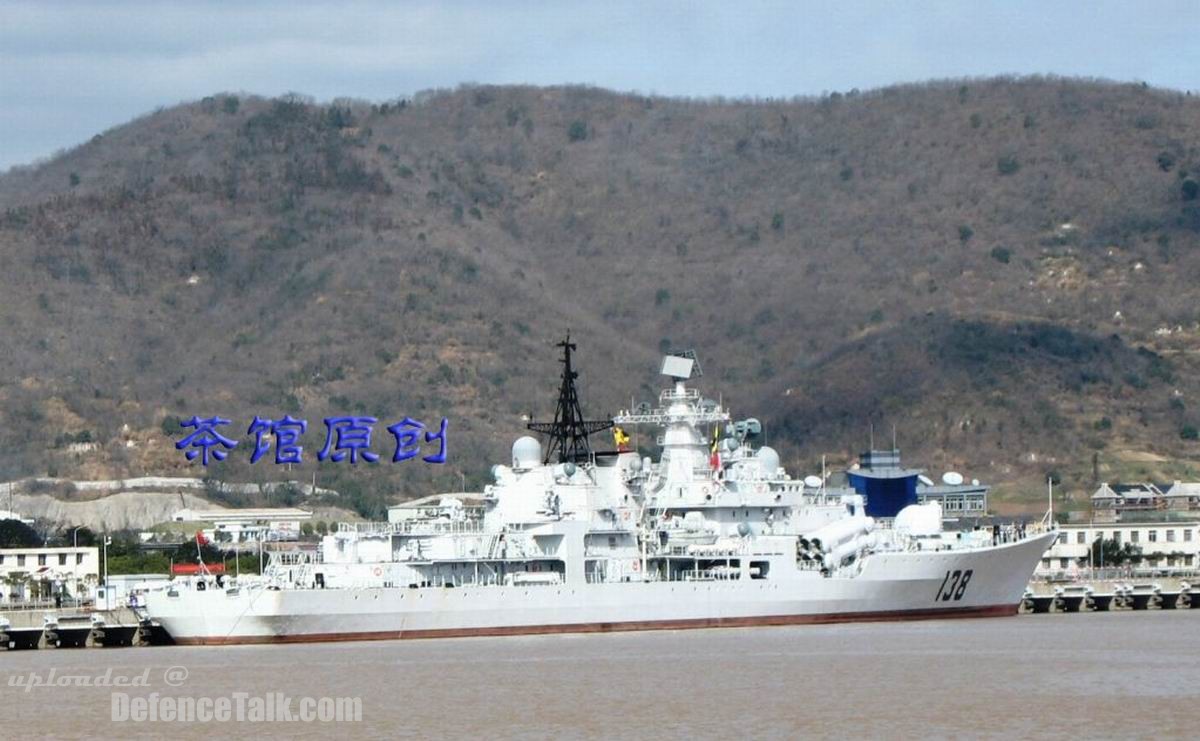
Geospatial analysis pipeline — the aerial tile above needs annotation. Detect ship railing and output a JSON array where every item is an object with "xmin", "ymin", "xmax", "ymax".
[
  {"xmin": 0, "ymin": 597, "xmax": 90, "ymax": 611},
  {"xmin": 660, "ymin": 387, "xmax": 701, "ymax": 403},
  {"xmin": 1032, "ymin": 566, "xmax": 1200, "ymax": 583},
  {"xmin": 269, "ymin": 551, "xmax": 317, "ymax": 566},
  {"xmin": 337, "ymin": 520, "xmax": 487, "ymax": 536},
  {"xmin": 393, "ymin": 520, "xmax": 488, "ymax": 535}
]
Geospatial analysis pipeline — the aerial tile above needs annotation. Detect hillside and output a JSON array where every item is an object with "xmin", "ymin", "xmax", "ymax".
[{"xmin": 3, "ymin": 77, "xmax": 1200, "ymax": 517}]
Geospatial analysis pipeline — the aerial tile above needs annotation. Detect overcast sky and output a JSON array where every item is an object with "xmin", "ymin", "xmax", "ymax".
[{"xmin": 2, "ymin": 1, "xmax": 1199, "ymax": 171}]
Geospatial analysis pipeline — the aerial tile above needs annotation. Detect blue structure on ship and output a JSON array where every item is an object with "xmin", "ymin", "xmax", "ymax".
[{"xmin": 847, "ymin": 449, "xmax": 920, "ymax": 518}]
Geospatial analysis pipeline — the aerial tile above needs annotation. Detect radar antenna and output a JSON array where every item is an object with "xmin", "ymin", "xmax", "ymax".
[{"xmin": 526, "ymin": 335, "xmax": 613, "ymax": 464}]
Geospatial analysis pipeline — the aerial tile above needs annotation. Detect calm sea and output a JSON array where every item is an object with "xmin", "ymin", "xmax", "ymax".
[{"xmin": 2, "ymin": 612, "xmax": 1197, "ymax": 739}]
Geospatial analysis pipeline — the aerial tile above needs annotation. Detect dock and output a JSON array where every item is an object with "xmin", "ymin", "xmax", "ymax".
[
  {"xmin": 1021, "ymin": 579, "xmax": 1198, "ymax": 614},
  {"xmin": 0, "ymin": 607, "xmax": 172, "ymax": 650}
]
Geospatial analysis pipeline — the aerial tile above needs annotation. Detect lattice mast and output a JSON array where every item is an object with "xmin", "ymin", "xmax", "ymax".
[{"xmin": 527, "ymin": 336, "xmax": 613, "ymax": 464}]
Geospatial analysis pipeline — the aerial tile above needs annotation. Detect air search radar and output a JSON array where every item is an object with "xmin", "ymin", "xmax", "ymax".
[{"xmin": 661, "ymin": 349, "xmax": 702, "ymax": 379}]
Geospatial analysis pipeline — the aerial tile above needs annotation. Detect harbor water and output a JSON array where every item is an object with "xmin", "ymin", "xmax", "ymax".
[{"xmin": 2, "ymin": 611, "xmax": 1197, "ymax": 739}]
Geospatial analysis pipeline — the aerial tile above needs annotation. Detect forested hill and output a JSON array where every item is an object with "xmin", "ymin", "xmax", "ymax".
[{"xmin": 3, "ymin": 77, "xmax": 1200, "ymax": 515}]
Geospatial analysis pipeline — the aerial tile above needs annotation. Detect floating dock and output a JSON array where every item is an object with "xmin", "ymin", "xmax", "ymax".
[
  {"xmin": 1021, "ymin": 580, "xmax": 1198, "ymax": 614},
  {"xmin": 0, "ymin": 608, "xmax": 172, "ymax": 650}
]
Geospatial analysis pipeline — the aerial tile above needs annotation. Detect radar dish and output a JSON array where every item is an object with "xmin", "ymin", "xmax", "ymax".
[
  {"xmin": 918, "ymin": 474, "xmax": 934, "ymax": 487},
  {"xmin": 942, "ymin": 471, "xmax": 964, "ymax": 486},
  {"xmin": 660, "ymin": 355, "xmax": 695, "ymax": 379},
  {"xmin": 803, "ymin": 475, "xmax": 823, "ymax": 488}
]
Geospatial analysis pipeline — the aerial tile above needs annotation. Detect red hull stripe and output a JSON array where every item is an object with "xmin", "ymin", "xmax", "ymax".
[{"xmin": 171, "ymin": 603, "xmax": 1017, "ymax": 646}]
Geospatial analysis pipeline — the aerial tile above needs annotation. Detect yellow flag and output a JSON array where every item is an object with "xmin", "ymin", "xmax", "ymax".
[{"xmin": 613, "ymin": 426, "xmax": 630, "ymax": 448}]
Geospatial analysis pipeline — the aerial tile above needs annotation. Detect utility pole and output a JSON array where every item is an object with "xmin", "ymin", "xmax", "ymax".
[{"xmin": 102, "ymin": 535, "xmax": 111, "ymax": 609}]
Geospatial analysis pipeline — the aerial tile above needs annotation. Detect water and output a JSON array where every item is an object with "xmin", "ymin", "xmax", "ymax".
[{"xmin": 2, "ymin": 612, "xmax": 1198, "ymax": 739}]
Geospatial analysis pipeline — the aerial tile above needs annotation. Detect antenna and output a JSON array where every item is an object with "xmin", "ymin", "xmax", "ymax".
[
  {"xmin": 869, "ymin": 422, "xmax": 874, "ymax": 450},
  {"xmin": 665, "ymin": 349, "xmax": 702, "ymax": 378},
  {"xmin": 526, "ymin": 335, "xmax": 613, "ymax": 464}
]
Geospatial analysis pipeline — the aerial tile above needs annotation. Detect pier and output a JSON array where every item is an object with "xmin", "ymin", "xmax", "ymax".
[
  {"xmin": 1021, "ymin": 579, "xmax": 1199, "ymax": 614},
  {"xmin": 0, "ymin": 607, "xmax": 170, "ymax": 650}
]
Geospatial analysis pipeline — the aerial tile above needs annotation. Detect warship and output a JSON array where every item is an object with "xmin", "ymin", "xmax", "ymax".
[{"xmin": 144, "ymin": 340, "xmax": 1056, "ymax": 644}]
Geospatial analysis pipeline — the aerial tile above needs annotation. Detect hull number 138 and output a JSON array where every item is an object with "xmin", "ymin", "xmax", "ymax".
[{"xmin": 934, "ymin": 569, "xmax": 973, "ymax": 602}]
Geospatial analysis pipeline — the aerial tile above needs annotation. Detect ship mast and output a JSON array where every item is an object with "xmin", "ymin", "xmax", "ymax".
[{"xmin": 527, "ymin": 336, "xmax": 613, "ymax": 464}]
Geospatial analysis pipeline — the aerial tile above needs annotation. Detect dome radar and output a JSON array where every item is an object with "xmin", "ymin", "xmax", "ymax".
[
  {"xmin": 757, "ymin": 446, "xmax": 780, "ymax": 477},
  {"xmin": 512, "ymin": 436, "xmax": 542, "ymax": 469}
]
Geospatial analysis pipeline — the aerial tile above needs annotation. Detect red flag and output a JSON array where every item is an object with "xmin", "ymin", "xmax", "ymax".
[{"xmin": 195, "ymin": 530, "xmax": 209, "ymax": 546}]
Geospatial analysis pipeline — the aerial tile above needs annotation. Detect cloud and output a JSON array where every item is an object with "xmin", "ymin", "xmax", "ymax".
[{"xmin": 2, "ymin": 0, "xmax": 1199, "ymax": 170}]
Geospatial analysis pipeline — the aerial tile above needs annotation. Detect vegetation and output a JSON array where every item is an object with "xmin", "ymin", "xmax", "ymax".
[
  {"xmin": 1087, "ymin": 537, "xmax": 1143, "ymax": 567},
  {"xmin": 2, "ymin": 78, "xmax": 1200, "ymax": 514},
  {"xmin": 0, "ymin": 519, "xmax": 41, "ymax": 547}
]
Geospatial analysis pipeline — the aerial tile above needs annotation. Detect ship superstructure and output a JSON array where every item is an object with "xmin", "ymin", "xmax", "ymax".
[{"xmin": 145, "ymin": 344, "xmax": 1056, "ymax": 644}]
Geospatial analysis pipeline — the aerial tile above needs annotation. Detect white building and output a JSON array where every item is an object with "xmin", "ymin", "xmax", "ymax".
[
  {"xmin": 387, "ymin": 494, "xmax": 484, "ymax": 524},
  {"xmin": 95, "ymin": 573, "xmax": 172, "ymax": 609},
  {"xmin": 171, "ymin": 507, "xmax": 313, "ymax": 546},
  {"xmin": 0, "ymin": 509, "xmax": 34, "ymax": 525},
  {"xmin": 1036, "ymin": 522, "xmax": 1200, "ymax": 577},
  {"xmin": 0, "ymin": 546, "xmax": 100, "ymax": 603}
]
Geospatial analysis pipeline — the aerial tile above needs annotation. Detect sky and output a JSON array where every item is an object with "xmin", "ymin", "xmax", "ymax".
[{"xmin": 2, "ymin": 1, "xmax": 1200, "ymax": 171}]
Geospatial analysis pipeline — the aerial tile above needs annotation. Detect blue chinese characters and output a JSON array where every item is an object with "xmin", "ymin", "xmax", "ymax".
[{"xmin": 175, "ymin": 414, "xmax": 447, "ymax": 466}]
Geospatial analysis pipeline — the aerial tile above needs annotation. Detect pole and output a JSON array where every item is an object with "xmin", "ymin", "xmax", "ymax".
[{"xmin": 102, "ymin": 536, "xmax": 110, "ymax": 609}]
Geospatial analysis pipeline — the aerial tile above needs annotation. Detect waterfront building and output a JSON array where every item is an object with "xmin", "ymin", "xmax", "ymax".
[
  {"xmin": 170, "ymin": 507, "xmax": 313, "ymax": 546},
  {"xmin": 387, "ymin": 494, "xmax": 485, "ymax": 524},
  {"xmin": 1090, "ymin": 481, "xmax": 1200, "ymax": 523},
  {"xmin": 0, "ymin": 546, "xmax": 99, "ymax": 603},
  {"xmin": 1035, "ymin": 521, "xmax": 1200, "ymax": 577}
]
